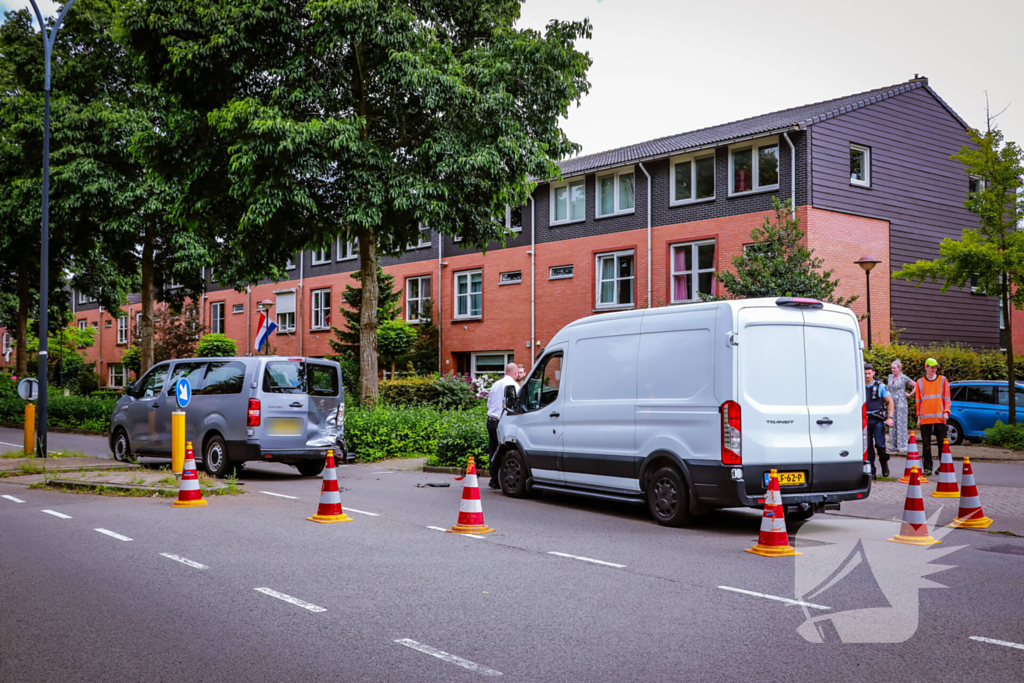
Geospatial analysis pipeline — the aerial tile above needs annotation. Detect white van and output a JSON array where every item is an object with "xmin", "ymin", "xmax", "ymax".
[{"xmin": 495, "ymin": 297, "xmax": 871, "ymax": 526}]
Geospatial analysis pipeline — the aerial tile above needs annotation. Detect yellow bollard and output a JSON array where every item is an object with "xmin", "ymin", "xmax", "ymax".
[
  {"xmin": 24, "ymin": 403, "xmax": 35, "ymax": 455},
  {"xmin": 171, "ymin": 411, "xmax": 186, "ymax": 475}
]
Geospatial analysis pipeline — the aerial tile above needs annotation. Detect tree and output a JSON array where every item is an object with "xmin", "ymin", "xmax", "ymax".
[
  {"xmin": 712, "ymin": 199, "xmax": 857, "ymax": 307},
  {"xmin": 196, "ymin": 333, "xmax": 237, "ymax": 358},
  {"xmin": 377, "ymin": 319, "xmax": 418, "ymax": 377},
  {"xmin": 329, "ymin": 268, "xmax": 401, "ymax": 355},
  {"xmin": 406, "ymin": 299, "xmax": 439, "ymax": 374},
  {"xmin": 894, "ymin": 117, "xmax": 1024, "ymax": 424},
  {"xmin": 118, "ymin": 0, "xmax": 592, "ymax": 405},
  {"xmin": 136, "ymin": 301, "xmax": 204, "ymax": 363}
]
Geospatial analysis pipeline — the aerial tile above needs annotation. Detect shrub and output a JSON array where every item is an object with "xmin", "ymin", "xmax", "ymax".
[
  {"xmin": 433, "ymin": 374, "xmax": 478, "ymax": 410},
  {"xmin": 90, "ymin": 389, "xmax": 124, "ymax": 400},
  {"xmin": 197, "ymin": 333, "xmax": 237, "ymax": 357},
  {"xmin": 432, "ymin": 407, "xmax": 489, "ymax": 469},
  {"xmin": 863, "ymin": 343, "xmax": 1024, "ymax": 384},
  {"xmin": 379, "ymin": 375, "xmax": 439, "ymax": 406},
  {"xmin": 344, "ymin": 405, "xmax": 441, "ymax": 462},
  {"xmin": 333, "ymin": 353, "xmax": 361, "ymax": 404},
  {"xmin": 0, "ymin": 394, "xmax": 116, "ymax": 432},
  {"xmin": 75, "ymin": 370, "xmax": 99, "ymax": 396},
  {"xmin": 0, "ymin": 375, "xmax": 16, "ymax": 399},
  {"xmin": 982, "ymin": 421, "xmax": 1024, "ymax": 450}
]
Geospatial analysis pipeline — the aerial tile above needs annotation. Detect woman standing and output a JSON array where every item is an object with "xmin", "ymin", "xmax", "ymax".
[{"xmin": 887, "ymin": 359, "xmax": 916, "ymax": 452}]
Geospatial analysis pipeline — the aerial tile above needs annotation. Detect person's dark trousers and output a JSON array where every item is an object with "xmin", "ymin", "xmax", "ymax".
[
  {"xmin": 487, "ymin": 417, "xmax": 500, "ymax": 485},
  {"xmin": 919, "ymin": 422, "xmax": 947, "ymax": 473},
  {"xmin": 867, "ymin": 417, "xmax": 889, "ymax": 477}
]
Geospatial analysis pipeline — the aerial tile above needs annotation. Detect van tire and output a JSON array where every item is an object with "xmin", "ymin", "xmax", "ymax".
[
  {"xmin": 499, "ymin": 448, "xmax": 531, "ymax": 498},
  {"xmin": 647, "ymin": 466, "xmax": 691, "ymax": 527},
  {"xmin": 203, "ymin": 435, "xmax": 232, "ymax": 478},
  {"xmin": 112, "ymin": 429, "xmax": 132, "ymax": 463},
  {"xmin": 296, "ymin": 459, "xmax": 326, "ymax": 477}
]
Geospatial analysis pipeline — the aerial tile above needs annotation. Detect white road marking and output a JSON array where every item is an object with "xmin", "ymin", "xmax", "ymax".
[
  {"xmin": 0, "ymin": 441, "xmax": 61, "ymax": 454},
  {"xmin": 41, "ymin": 509, "xmax": 71, "ymax": 519},
  {"xmin": 344, "ymin": 508, "xmax": 380, "ymax": 516},
  {"xmin": 94, "ymin": 528, "xmax": 133, "ymax": 542},
  {"xmin": 254, "ymin": 587, "xmax": 326, "ymax": 613},
  {"xmin": 260, "ymin": 491, "xmax": 298, "ymax": 499},
  {"xmin": 369, "ymin": 471, "xmax": 394, "ymax": 474},
  {"xmin": 970, "ymin": 636, "xmax": 1024, "ymax": 651},
  {"xmin": 2, "ymin": 495, "xmax": 25, "ymax": 503},
  {"xmin": 718, "ymin": 586, "xmax": 830, "ymax": 610},
  {"xmin": 427, "ymin": 525, "xmax": 486, "ymax": 538},
  {"xmin": 160, "ymin": 553, "xmax": 208, "ymax": 569},
  {"xmin": 547, "ymin": 551, "xmax": 625, "ymax": 568},
  {"xmin": 427, "ymin": 526, "xmax": 448, "ymax": 532},
  {"xmin": 395, "ymin": 639, "xmax": 502, "ymax": 676}
]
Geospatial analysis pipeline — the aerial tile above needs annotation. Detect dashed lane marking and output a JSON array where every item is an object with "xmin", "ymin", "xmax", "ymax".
[
  {"xmin": 427, "ymin": 526, "xmax": 447, "ymax": 532},
  {"xmin": 254, "ymin": 587, "xmax": 326, "ymax": 613},
  {"xmin": 260, "ymin": 491, "xmax": 299, "ymax": 499},
  {"xmin": 160, "ymin": 553, "xmax": 208, "ymax": 570},
  {"xmin": 547, "ymin": 551, "xmax": 625, "ymax": 568},
  {"xmin": 427, "ymin": 525, "xmax": 485, "ymax": 538},
  {"xmin": 395, "ymin": 639, "xmax": 502, "ymax": 677},
  {"xmin": 344, "ymin": 508, "xmax": 380, "ymax": 516},
  {"xmin": 2, "ymin": 495, "xmax": 25, "ymax": 503},
  {"xmin": 970, "ymin": 636, "xmax": 1024, "ymax": 651},
  {"xmin": 94, "ymin": 528, "xmax": 133, "ymax": 542},
  {"xmin": 369, "ymin": 471, "xmax": 394, "ymax": 475},
  {"xmin": 718, "ymin": 586, "xmax": 830, "ymax": 610},
  {"xmin": 41, "ymin": 509, "xmax": 71, "ymax": 519}
]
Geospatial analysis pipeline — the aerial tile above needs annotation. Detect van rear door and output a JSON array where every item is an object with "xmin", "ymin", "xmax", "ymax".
[{"xmin": 259, "ymin": 360, "xmax": 310, "ymax": 452}]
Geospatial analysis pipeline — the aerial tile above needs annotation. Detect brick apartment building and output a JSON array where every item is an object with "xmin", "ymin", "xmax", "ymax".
[{"xmin": 1, "ymin": 77, "xmax": 1015, "ymax": 387}]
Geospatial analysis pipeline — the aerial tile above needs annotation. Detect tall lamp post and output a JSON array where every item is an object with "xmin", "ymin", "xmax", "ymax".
[
  {"xmin": 28, "ymin": 0, "xmax": 79, "ymax": 458},
  {"xmin": 855, "ymin": 256, "xmax": 882, "ymax": 350}
]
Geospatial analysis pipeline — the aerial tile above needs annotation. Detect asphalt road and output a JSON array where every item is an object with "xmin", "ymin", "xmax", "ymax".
[{"xmin": 3, "ymin": 457, "xmax": 1024, "ymax": 681}]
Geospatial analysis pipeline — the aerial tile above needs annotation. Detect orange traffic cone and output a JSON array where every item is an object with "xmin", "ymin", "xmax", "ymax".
[
  {"xmin": 307, "ymin": 450, "xmax": 352, "ymax": 523},
  {"xmin": 900, "ymin": 432, "xmax": 928, "ymax": 483},
  {"xmin": 745, "ymin": 470, "xmax": 801, "ymax": 557},
  {"xmin": 172, "ymin": 442, "xmax": 207, "ymax": 508},
  {"xmin": 446, "ymin": 456, "xmax": 495, "ymax": 535},
  {"xmin": 888, "ymin": 467, "xmax": 940, "ymax": 545},
  {"xmin": 951, "ymin": 457, "xmax": 994, "ymax": 529},
  {"xmin": 931, "ymin": 438, "xmax": 960, "ymax": 498}
]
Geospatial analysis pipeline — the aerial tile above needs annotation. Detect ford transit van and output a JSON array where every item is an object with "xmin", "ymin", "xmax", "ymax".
[{"xmin": 495, "ymin": 297, "xmax": 871, "ymax": 526}]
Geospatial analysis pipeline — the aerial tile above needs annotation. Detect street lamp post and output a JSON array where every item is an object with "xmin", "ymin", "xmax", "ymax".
[
  {"xmin": 855, "ymin": 256, "xmax": 882, "ymax": 350},
  {"xmin": 28, "ymin": 0, "xmax": 79, "ymax": 458},
  {"xmin": 257, "ymin": 299, "xmax": 275, "ymax": 355}
]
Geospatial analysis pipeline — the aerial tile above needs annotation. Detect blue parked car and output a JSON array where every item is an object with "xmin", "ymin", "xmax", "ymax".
[{"xmin": 947, "ymin": 381, "xmax": 1024, "ymax": 445}]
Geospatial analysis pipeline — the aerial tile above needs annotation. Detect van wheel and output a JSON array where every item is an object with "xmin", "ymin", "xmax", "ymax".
[
  {"xmin": 647, "ymin": 466, "xmax": 691, "ymax": 527},
  {"xmin": 112, "ymin": 429, "xmax": 131, "ymax": 463},
  {"xmin": 296, "ymin": 459, "xmax": 326, "ymax": 477},
  {"xmin": 500, "ymin": 448, "xmax": 531, "ymax": 498},
  {"xmin": 203, "ymin": 435, "xmax": 232, "ymax": 478}
]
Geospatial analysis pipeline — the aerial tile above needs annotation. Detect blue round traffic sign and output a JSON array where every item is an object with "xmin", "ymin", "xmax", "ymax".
[{"xmin": 175, "ymin": 378, "xmax": 192, "ymax": 409}]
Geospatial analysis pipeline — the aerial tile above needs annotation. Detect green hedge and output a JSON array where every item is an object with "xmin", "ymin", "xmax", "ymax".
[
  {"xmin": 344, "ymin": 403, "xmax": 489, "ymax": 468},
  {"xmin": 864, "ymin": 343, "xmax": 1024, "ymax": 384},
  {"xmin": 0, "ymin": 394, "xmax": 116, "ymax": 433},
  {"xmin": 378, "ymin": 374, "xmax": 478, "ymax": 410},
  {"xmin": 983, "ymin": 421, "xmax": 1024, "ymax": 450}
]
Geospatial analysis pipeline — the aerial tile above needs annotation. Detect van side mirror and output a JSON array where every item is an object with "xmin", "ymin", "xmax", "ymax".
[
  {"xmin": 503, "ymin": 384, "xmax": 519, "ymax": 414},
  {"xmin": 126, "ymin": 383, "xmax": 136, "ymax": 396}
]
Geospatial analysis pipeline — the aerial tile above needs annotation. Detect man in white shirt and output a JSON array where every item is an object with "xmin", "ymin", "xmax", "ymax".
[{"xmin": 486, "ymin": 363, "xmax": 521, "ymax": 490}]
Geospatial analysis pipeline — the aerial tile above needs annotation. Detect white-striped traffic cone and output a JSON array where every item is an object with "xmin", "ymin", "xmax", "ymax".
[
  {"xmin": 900, "ymin": 432, "xmax": 928, "ymax": 483},
  {"xmin": 446, "ymin": 456, "xmax": 495, "ymax": 535},
  {"xmin": 307, "ymin": 450, "xmax": 352, "ymax": 523},
  {"xmin": 931, "ymin": 438, "xmax": 960, "ymax": 498},
  {"xmin": 172, "ymin": 442, "xmax": 207, "ymax": 508},
  {"xmin": 951, "ymin": 456, "xmax": 994, "ymax": 529},
  {"xmin": 888, "ymin": 467, "xmax": 940, "ymax": 545},
  {"xmin": 745, "ymin": 470, "xmax": 801, "ymax": 557}
]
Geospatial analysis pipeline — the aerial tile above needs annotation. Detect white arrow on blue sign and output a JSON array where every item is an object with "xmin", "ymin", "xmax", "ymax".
[{"xmin": 176, "ymin": 378, "xmax": 192, "ymax": 409}]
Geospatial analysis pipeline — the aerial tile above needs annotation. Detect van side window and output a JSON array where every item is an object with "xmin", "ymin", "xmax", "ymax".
[
  {"xmin": 165, "ymin": 362, "xmax": 208, "ymax": 396},
  {"xmin": 308, "ymin": 364, "xmax": 339, "ymax": 397},
  {"xmin": 263, "ymin": 361, "xmax": 305, "ymax": 394},
  {"xmin": 137, "ymin": 365, "xmax": 169, "ymax": 398},
  {"xmin": 200, "ymin": 361, "xmax": 246, "ymax": 395},
  {"xmin": 524, "ymin": 352, "xmax": 563, "ymax": 411}
]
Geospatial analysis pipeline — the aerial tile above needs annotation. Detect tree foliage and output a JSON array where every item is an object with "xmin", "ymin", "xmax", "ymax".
[
  {"xmin": 329, "ymin": 268, "xmax": 402, "ymax": 353},
  {"xmin": 377, "ymin": 319, "xmax": 418, "ymax": 376},
  {"xmin": 196, "ymin": 333, "xmax": 237, "ymax": 358}
]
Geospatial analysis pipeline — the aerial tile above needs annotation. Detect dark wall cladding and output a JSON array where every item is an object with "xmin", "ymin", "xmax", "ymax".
[{"xmin": 809, "ymin": 87, "xmax": 996, "ymax": 348}]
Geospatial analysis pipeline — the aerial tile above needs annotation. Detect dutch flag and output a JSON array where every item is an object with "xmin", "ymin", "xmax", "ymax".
[{"xmin": 255, "ymin": 310, "xmax": 278, "ymax": 352}]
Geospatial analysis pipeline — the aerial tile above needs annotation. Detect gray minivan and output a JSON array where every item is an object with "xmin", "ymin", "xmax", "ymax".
[{"xmin": 109, "ymin": 356, "xmax": 345, "ymax": 477}]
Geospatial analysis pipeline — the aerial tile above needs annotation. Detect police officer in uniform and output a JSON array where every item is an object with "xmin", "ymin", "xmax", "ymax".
[{"xmin": 865, "ymin": 363, "xmax": 895, "ymax": 479}]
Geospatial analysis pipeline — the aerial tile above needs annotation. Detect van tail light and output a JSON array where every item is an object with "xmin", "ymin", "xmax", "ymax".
[
  {"xmin": 720, "ymin": 400, "xmax": 742, "ymax": 465},
  {"xmin": 247, "ymin": 398, "xmax": 261, "ymax": 427},
  {"xmin": 862, "ymin": 402, "xmax": 868, "ymax": 461}
]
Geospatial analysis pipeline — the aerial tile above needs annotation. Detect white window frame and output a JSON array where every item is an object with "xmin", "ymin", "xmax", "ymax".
[
  {"xmin": 337, "ymin": 237, "xmax": 358, "ymax": 261},
  {"xmin": 969, "ymin": 175, "xmax": 986, "ymax": 195},
  {"xmin": 670, "ymin": 240, "xmax": 716, "ymax": 304},
  {"xmin": 407, "ymin": 223, "xmax": 432, "ymax": 250},
  {"xmin": 286, "ymin": 257, "xmax": 296, "ymax": 270},
  {"xmin": 471, "ymin": 351, "xmax": 514, "ymax": 379},
  {"xmin": 78, "ymin": 319, "xmax": 87, "ymax": 330},
  {"xmin": 454, "ymin": 269, "xmax": 483, "ymax": 320},
  {"xmin": 78, "ymin": 292, "xmax": 88, "ymax": 304},
  {"xmin": 310, "ymin": 288, "xmax": 331, "ymax": 330},
  {"xmin": 850, "ymin": 143, "xmax": 871, "ymax": 187},
  {"xmin": 1, "ymin": 332, "xmax": 10, "ymax": 354},
  {"xmin": 670, "ymin": 151, "xmax": 716, "ymax": 205},
  {"xmin": 406, "ymin": 275, "xmax": 431, "ymax": 324},
  {"xmin": 210, "ymin": 302, "xmax": 225, "ymax": 335},
  {"xmin": 595, "ymin": 250, "xmax": 635, "ymax": 309},
  {"xmin": 595, "ymin": 166, "xmax": 636, "ymax": 218},
  {"xmin": 504, "ymin": 205, "xmax": 522, "ymax": 233},
  {"xmin": 549, "ymin": 265, "xmax": 574, "ymax": 280},
  {"xmin": 312, "ymin": 247, "xmax": 330, "ymax": 265},
  {"xmin": 499, "ymin": 271, "xmax": 522, "ymax": 285},
  {"xmin": 232, "ymin": 303, "xmax": 244, "ymax": 315},
  {"xmin": 108, "ymin": 363, "xmax": 125, "ymax": 388},
  {"xmin": 728, "ymin": 136, "xmax": 780, "ymax": 196},
  {"xmin": 550, "ymin": 177, "xmax": 586, "ymax": 225},
  {"xmin": 117, "ymin": 316, "xmax": 128, "ymax": 344},
  {"xmin": 275, "ymin": 290, "xmax": 296, "ymax": 332}
]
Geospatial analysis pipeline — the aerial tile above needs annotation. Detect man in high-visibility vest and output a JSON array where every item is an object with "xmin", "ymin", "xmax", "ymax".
[{"xmin": 914, "ymin": 358, "xmax": 951, "ymax": 476}]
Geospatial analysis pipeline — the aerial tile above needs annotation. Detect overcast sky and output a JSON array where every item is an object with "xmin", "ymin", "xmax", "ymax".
[{"xmin": 7, "ymin": 0, "xmax": 1022, "ymax": 158}]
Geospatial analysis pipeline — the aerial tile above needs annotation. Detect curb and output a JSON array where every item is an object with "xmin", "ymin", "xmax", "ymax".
[
  {"xmin": 43, "ymin": 477, "xmax": 231, "ymax": 496},
  {"xmin": 423, "ymin": 465, "xmax": 465, "ymax": 475}
]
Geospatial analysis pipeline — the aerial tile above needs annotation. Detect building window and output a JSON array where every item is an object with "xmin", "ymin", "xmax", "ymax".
[
  {"xmin": 406, "ymin": 276, "xmax": 431, "ymax": 324},
  {"xmin": 505, "ymin": 206, "xmax": 523, "ymax": 233},
  {"xmin": 596, "ymin": 167, "xmax": 635, "ymax": 217},
  {"xmin": 551, "ymin": 178, "xmax": 585, "ymax": 224},
  {"xmin": 117, "ymin": 316, "xmax": 128, "ymax": 344},
  {"xmin": 78, "ymin": 292, "xmax": 88, "ymax": 305},
  {"xmin": 410, "ymin": 223, "xmax": 431, "ymax": 249},
  {"xmin": 78, "ymin": 319, "xmax": 87, "ymax": 330},
  {"xmin": 210, "ymin": 302, "xmax": 225, "ymax": 334},
  {"xmin": 312, "ymin": 247, "xmax": 330, "ymax": 265},
  {"xmin": 455, "ymin": 270, "xmax": 483, "ymax": 319},
  {"xmin": 672, "ymin": 152, "xmax": 716, "ymax": 204},
  {"xmin": 472, "ymin": 351, "xmax": 514, "ymax": 378},
  {"xmin": 105, "ymin": 320, "xmax": 112, "ymax": 328},
  {"xmin": 276, "ymin": 291, "xmax": 296, "ymax": 332},
  {"xmin": 596, "ymin": 251, "xmax": 634, "ymax": 308},
  {"xmin": 850, "ymin": 144, "xmax": 871, "ymax": 187},
  {"xmin": 338, "ymin": 237, "xmax": 358, "ymax": 261},
  {"xmin": 499, "ymin": 271, "xmax": 522, "ymax": 285},
  {"xmin": 286, "ymin": 256, "xmax": 295, "ymax": 270},
  {"xmin": 671, "ymin": 240, "xmax": 716, "ymax": 303},
  {"xmin": 311, "ymin": 288, "xmax": 331, "ymax": 330},
  {"xmin": 549, "ymin": 265, "xmax": 574, "ymax": 280},
  {"xmin": 108, "ymin": 363, "xmax": 126, "ymax": 388},
  {"xmin": 729, "ymin": 138, "xmax": 779, "ymax": 194},
  {"xmin": 969, "ymin": 176, "xmax": 985, "ymax": 195},
  {"xmin": 232, "ymin": 303, "xmax": 244, "ymax": 314}
]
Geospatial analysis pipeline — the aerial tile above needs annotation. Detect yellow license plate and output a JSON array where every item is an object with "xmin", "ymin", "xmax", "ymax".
[
  {"xmin": 766, "ymin": 471, "xmax": 806, "ymax": 487},
  {"xmin": 268, "ymin": 417, "xmax": 304, "ymax": 436}
]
